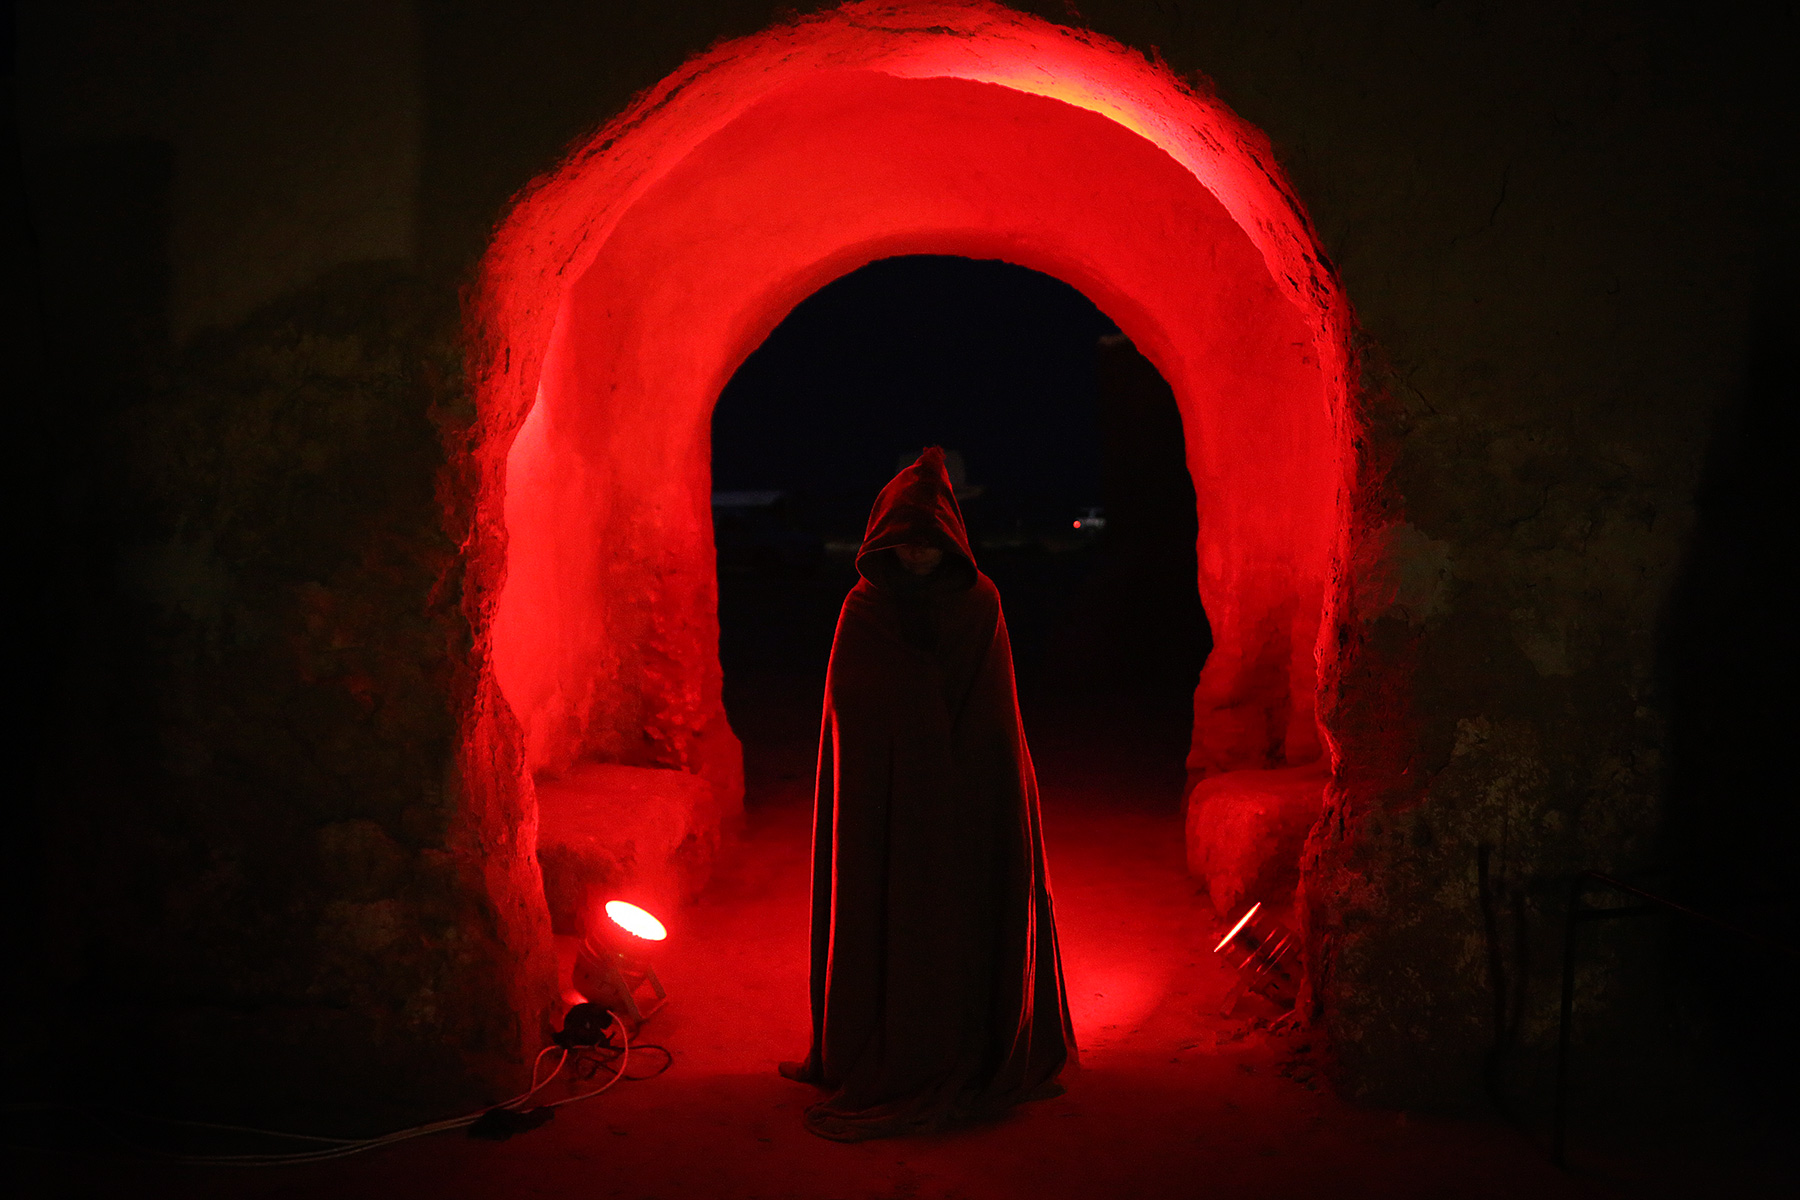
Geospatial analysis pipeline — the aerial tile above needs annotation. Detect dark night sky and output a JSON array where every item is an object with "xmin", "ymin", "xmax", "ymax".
[{"xmin": 710, "ymin": 254, "xmax": 1120, "ymax": 519}]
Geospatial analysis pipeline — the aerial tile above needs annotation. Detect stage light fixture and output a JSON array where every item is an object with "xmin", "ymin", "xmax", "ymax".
[
  {"xmin": 1213, "ymin": 901, "xmax": 1297, "ymax": 1014},
  {"xmin": 572, "ymin": 900, "xmax": 669, "ymax": 1025}
]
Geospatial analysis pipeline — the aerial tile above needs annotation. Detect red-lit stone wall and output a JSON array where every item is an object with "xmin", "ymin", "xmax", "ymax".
[{"xmin": 480, "ymin": 8, "xmax": 1350, "ymax": 818}]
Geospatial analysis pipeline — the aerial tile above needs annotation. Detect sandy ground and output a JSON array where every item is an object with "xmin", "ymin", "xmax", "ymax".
[
  {"xmin": 19, "ymin": 733, "xmax": 1779, "ymax": 1199},
  {"xmin": 9, "ymin": 567, "xmax": 1793, "ymax": 1197}
]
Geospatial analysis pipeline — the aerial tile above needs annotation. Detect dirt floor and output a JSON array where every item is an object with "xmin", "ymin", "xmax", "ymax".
[
  {"xmin": 13, "ymin": 705, "xmax": 1790, "ymax": 1198},
  {"xmin": 9, "ymin": 568, "xmax": 1794, "ymax": 1197}
]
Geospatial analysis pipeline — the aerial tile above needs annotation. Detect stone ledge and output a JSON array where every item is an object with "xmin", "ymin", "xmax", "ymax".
[
  {"xmin": 1185, "ymin": 762, "xmax": 1328, "ymax": 918},
  {"xmin": 534, "ymin": 763, "xmax": 722, "ymax": 935}
]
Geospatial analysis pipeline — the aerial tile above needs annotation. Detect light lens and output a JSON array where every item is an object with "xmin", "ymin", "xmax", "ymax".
[
  {"xmin": 605, "ymin": 900, "xmax": 668, "ymax": 941},
  {"xmin": 1213, "ymin": 901, "xmax": 1261, "ymax": 953}
]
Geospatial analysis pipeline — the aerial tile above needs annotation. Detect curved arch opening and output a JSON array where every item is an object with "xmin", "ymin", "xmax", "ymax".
[
  {"xmin": 710, "ymin": 253, "xmax": 1207, "ymax": 802},
  {"xmin": 465, "ymin": 1, "xmax": 1356, "ymax": 1015},
  {"xmin": 490, "ymin": 66, "xmax": 1340, "ymax": 783}
]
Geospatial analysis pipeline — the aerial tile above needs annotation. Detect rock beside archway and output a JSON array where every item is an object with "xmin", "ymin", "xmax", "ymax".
[
  {"xmin": 535, "ymin": 763, "xmax": 725, "ymax": 936},
  {"xmin": 1186, "ymin": 762, "xmax": 1329, "ymax": 919}
]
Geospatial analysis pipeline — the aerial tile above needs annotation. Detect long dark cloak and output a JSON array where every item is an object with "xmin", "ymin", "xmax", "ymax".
[{"xmin": 782, "ymin": 447, "xmax": 1076, "ymax": 1141}]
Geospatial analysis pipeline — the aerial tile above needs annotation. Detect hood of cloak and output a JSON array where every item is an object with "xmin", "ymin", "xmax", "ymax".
[{"xmin": 855, "ymin": 446, "xmax": 978, "ymax": 593}]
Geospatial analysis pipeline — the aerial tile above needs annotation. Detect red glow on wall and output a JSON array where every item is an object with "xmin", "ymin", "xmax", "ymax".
[{"xmin": 463, "ymin": 2, "xmax": 1355, "ymax": 844}]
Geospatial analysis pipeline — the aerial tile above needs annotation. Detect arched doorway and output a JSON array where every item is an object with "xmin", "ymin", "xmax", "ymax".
[
  {"xmin": 464, "ymin": 1, "xmax": 1355, "ymax": 1013},
  {"xmin": 708, "ymin": 253, "xmax": 1207, "ymax": 792}
]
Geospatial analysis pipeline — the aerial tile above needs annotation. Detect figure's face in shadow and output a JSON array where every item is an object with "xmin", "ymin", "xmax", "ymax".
[{"xmin": 895, "ymin": 543, "xmax": 944, "ymax": 576}]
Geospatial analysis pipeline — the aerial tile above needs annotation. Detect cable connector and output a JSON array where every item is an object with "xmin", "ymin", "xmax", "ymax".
[
  {"xmin": 467, "ymin": 1106, "xmax": 555, "ymax": 1141},
  {"xmin": 553, "ymin": 1001, "xmax": 618, "ymax": 1049}
]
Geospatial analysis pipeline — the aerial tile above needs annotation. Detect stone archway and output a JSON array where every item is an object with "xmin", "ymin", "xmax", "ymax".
[{"xmin": 461, "ymin": 0, "xmax": 1358, "ymax": 1016}]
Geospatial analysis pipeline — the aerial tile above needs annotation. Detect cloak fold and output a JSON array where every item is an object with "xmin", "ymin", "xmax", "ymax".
[{"xmin": 784, "ymin": 447, "xmax": 1076, "ymax": 1141}]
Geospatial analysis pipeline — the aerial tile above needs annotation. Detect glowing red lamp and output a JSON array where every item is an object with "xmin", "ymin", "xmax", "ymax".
[
  {"xmin": 1214, "ymin": 901, "xmax": 1263, "ymax": 953},
  {"xmin": 605, "ymin": 900, "xmax": 667, "ymax": 942},
  {"xmin": 1213, "ymin": 901, "xmax": 1297, "ymax": 1015},
  {"xmin": 573, "ymin": 900, "xmax": 669, "ymax": 1025}
]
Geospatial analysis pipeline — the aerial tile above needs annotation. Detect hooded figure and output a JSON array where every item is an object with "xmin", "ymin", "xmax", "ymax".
[{"xmin": 779, "ymin": 447, "xmax": 1076, "ymax": 1141}]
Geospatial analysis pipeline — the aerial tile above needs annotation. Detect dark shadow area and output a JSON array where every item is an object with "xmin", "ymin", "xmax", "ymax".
[
  {"xmin": 1518, "ymin": 249, "xmax": 1800, "ymax": 1193},
  {"xmin": 1657, "ymin": 247, "xmax": 1800, "ymax": 1116},
  {"xmin": 711, "ymin": 255, "xmax": 1209, "ymax": 808},
  {"xmin": 7, "ymin": 7, "xmax": 179, "ymax": 1083}
]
